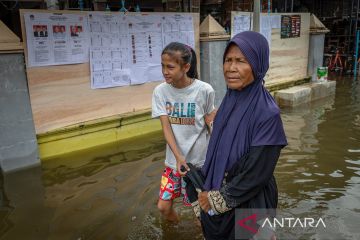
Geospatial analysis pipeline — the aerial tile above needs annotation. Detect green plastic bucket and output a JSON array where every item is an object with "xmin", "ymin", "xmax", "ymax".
[{"xmin": 317, "ymin": 67, "xmax": 328, "ymax": 81}]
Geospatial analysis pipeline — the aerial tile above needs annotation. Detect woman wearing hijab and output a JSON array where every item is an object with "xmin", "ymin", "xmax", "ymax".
[{"xmin": 197, "ymin": 31, "xmax": 288, "ymax": 239}]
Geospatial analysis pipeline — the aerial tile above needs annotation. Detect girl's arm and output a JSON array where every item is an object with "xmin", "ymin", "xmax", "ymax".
[
  {"xmin": 205, "ymin": 109, "xmax": 217, "ymax": 134},
  {"xmin": 204, "ymin": 88, "xmax": 216, "ymax": 134},
  {"xmin": 159, "ymin": 115, "xmax": 189, "ymax": 175}
]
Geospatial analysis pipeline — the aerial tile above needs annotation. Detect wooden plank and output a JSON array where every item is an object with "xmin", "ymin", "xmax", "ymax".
[
  {"xmin": 0, "ymin": 49, "xmax": 24, "ymax": 54},
  {"xmin": 0, "ymin": 44, "xmax": 23, "ymax": 52},
  {"xmin": 20, "ymin": 9, "xmax": 200, "ymax": 134}
]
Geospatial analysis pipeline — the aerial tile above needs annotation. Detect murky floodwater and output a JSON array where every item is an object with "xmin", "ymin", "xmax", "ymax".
[{"xmin": 1, "ymin": 76, "xmax": 359, "ymax": 240}]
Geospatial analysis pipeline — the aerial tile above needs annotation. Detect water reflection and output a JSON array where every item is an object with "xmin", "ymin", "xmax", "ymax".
[
  {"xmin": 0, "ymin": 78, "xmax": 359, "ymax": 239},
  {"xmin": 42, "ymin": 132, "xmax": 166, "ymax": 187},
  {"xmin": 41, "ymin": 132, "xmax": 168, "ymax": 240},
  {"xmin": 278, "ymin": 78, "xmax": 360, "ymax": 239},
  {"xmin": 0, "ymin": 172, "xmax": 13, "ymax": 237}
]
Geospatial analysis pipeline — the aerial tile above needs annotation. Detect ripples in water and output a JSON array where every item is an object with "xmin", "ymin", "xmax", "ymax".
[{"xmin": 0, "ymin": 77, "xmax": 359, "ymax": 239}]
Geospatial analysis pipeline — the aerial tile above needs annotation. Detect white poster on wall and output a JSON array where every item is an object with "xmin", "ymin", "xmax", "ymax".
[
  {"xmin": 24, "ymin": 12, "xmax": 90, "ymax": 67},
  {"xmin": 260, "ymin": 15, "xmax": 272, "ymax": 49},
  {"xmin": 232, "ymin": 15, "xmax": 252, "ymax": 37},
  {"xmin": 89, "ymin": 13, "xmax": 132, "ymax": 89},
  {"xmin": 24, "ymin": 12, "xmax": 195, "ymax": 89},
  {"xmin": 89, "ymin": 13, "xmax": 195, "ymax": 89},
  {"xmin": 271, "ymin": 15, "xmax": 281, "ymax": 29},
  {"xmin": 127, "ymin": 15, "xmax": 163, "ymax": 85},
  {"xmin": 162, "ymin": 14, "xmax": 195, "ymax": 48}
]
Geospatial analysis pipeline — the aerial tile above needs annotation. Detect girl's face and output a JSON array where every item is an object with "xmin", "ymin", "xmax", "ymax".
[
  {"xmin": 161, "ymin": 53, "xmax": 190, "ymax": 85},
  {"xmin": 223, "ymin": 44, "xmax": 254, "ymax": 91}
]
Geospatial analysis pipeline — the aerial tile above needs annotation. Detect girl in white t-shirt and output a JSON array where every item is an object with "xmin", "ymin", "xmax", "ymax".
[{"xmin": 152, "ymin": 42, "xmax": 216, "ymax": 222}]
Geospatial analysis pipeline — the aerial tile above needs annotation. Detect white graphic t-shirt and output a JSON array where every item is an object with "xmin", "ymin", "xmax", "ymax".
[{"xmin": 152, "ymin": 79, "xmax": 215, "ymax": 170}]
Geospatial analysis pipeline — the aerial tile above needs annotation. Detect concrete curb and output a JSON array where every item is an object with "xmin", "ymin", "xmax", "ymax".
[
  {"xmin": 38, "ymin": 109, "xmax": 162, "ymax": 160},
  {"xmin": 274, "ymin": 81, "xmax": 336, "ymax": 107}
]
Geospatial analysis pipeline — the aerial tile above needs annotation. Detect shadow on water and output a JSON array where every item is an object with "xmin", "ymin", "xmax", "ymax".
[{"xmin": 0, "ymin": 76, "xmax": 360, "ymax": 239}]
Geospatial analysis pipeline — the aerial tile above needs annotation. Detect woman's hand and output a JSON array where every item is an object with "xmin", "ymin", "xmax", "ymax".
[
  {"xmin": 176, "ymin": 157, "xmax": 189, "ymax": 176},
  {"xmin": 198, "ymin": 191, "xmax": 211, "ymax": 212}
]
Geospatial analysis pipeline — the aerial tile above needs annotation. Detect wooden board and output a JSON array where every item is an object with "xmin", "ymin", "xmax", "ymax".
[
  {"xmin": 20, "ymin": 9, "xmax": 200, "ymax": 134},
  {"xmin": 231, "ymin": 12, "xmax": 310, "ymax": 84},
  {"xmin": 266, "ymin": 13, "xmax": 310, "ymax": 83}
]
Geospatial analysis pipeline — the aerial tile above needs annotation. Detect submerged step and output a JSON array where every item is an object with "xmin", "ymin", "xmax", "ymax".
[
  {"xmin": 310, "ymin": 81, "xmax": 336, "ymax": 101},
  {"xmin": 275, "ymin": 81, "xmax": 336, "ymax": 107},
  {"xmin": 275, "ymin": 85, "xmax": 312, "ymax": 106}
]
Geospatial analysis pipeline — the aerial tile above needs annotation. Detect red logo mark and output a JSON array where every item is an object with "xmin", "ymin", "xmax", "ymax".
[{"xmin": 237, "ymin": 213, "xmax": 258, "ymax": 234}]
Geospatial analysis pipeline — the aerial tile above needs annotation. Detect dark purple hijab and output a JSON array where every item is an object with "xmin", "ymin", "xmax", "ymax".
[{"xmin": 202, "ymin": 31, "xmax": 287, "ymax": 191}]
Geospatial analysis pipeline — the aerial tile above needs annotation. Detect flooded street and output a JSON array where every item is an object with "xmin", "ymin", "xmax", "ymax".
[
  {"xmin": 1, "ymin": 77, "xmax": 359, "ymax": 239},
  {"xmin": 276, "ymin": 76, "xmax": 360, "ymax": 239}
]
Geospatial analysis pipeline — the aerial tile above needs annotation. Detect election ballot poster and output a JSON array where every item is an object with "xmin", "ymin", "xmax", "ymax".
[
  {"xmin": 24, "ymin": 11, "xmax": 195, "ymax": 89},
  {"xmin": 24, "ymin": 12, "xmax": 90, "ymax": 67},
  {"xmin": 89, "ymin": 13, "xmax": 195, "ymax": 89}
]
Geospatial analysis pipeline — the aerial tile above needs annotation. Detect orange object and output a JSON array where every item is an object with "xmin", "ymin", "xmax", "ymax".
[{"xmin": 328, "ymin": 49, "xmax": 344, "ymax": 73}]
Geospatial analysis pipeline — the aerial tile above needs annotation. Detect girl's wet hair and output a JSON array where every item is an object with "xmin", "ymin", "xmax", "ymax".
[{"xmin": 162, "ymin": 42, "xmax": 198, "ymax": 79}]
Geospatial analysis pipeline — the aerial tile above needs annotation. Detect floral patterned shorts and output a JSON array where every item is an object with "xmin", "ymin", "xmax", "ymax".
[{"xmin": 159, "ymin": 166, "xmax": 191, "ymax": 206}]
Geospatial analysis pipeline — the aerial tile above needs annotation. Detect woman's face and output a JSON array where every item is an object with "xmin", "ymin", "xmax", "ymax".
[{"xmin": 223, "ymin": 44, "xmax": 255, "ymax": 91}]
